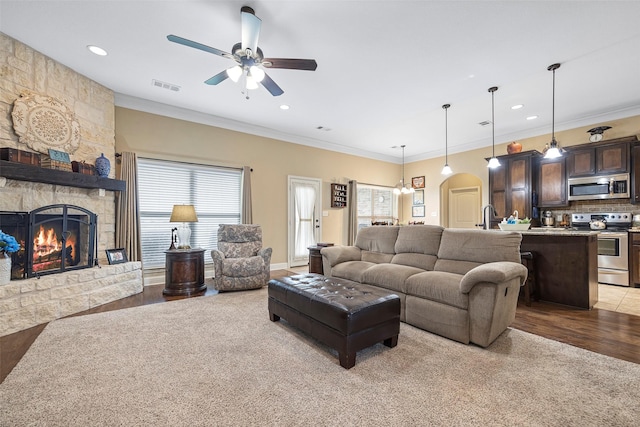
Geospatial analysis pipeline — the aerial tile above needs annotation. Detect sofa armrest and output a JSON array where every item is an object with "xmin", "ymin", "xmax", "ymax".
[
  {"xmin": 320, "ymin": 246, "xmax": 362, "ymax": 267},
  {"xmin": 459, "ymin": 261, "xmax": 528, "ymax": 294}
]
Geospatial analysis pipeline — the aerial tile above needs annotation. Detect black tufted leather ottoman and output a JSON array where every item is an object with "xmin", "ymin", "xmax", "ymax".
[{"xmin": 268, "ymin": 273, "xmax": 400, "ymax": 369}]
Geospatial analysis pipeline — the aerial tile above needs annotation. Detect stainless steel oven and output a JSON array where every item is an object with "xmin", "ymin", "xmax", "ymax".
[
  {"xmin": 572, "ymin": 212, "xmax": 631, "ymax": 287},
  {"xmin": 597, "ymin": 231, "xmax": 629, "ymax": 287}
]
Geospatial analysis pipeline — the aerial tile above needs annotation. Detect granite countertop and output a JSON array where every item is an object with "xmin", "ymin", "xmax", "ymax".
[{"xmin": 519, "ymin": 227, "xmax": 601, "ymax": 236}]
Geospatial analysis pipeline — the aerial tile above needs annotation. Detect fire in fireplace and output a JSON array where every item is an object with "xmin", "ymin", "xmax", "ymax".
[{"xmin": 0, "ymin": 204, "xmax": 97, "ymax": 278}]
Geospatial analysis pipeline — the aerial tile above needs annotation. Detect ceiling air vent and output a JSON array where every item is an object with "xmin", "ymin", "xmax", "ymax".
[
  {"xmin": 152, "ymin": 79, "xmax": 180, "ymax": 92},
  {"xmin": 478, "ymin": 120, "xmax": 491, "ymax": 126}
]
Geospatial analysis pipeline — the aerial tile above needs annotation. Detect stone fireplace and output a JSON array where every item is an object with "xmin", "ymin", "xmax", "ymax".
[{"xmin": 0, "ymin": 33, "xmax": 143, "ymax": 337}]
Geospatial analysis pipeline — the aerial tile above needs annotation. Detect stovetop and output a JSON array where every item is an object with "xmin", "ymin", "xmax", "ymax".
[{"xmin": 571, "ymin": 212, "xmax": 632, "ymax": 231}]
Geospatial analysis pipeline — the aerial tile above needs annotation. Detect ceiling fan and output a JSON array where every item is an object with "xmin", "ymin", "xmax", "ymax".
[{"xmin": 167, "ymin": 6, "xmax": 317, "ymax": 98}]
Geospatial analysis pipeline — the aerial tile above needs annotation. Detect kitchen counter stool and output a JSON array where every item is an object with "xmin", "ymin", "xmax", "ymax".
[{"xmin": 520, "ymin": 251, "xmax": 537, "ymax": 306}]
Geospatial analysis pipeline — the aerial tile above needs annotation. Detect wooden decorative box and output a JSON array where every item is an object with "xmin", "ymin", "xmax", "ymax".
[
  {"xmin": 0, "ymin": 148, "xmax": 42, "ymax": 166},
  {"xmin": 72, "ymin": 161, "xmax": 96, "ymax": 175}
]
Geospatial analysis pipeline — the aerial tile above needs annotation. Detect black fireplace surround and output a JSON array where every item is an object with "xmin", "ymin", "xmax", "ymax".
[{"xmin": 0, "ymin": 204, "xmax": 97, "ymax": 279}]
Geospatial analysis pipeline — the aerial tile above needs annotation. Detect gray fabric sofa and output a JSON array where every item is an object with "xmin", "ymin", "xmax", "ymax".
[{"xmin": 320, "ymin": 225, "xmax": 528, "ymax": 347}]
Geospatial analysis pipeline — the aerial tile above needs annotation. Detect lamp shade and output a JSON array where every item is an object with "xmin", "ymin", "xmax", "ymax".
[{"xmin": 170, "ymin": 205, "xmax": 198, "ymax": 223}]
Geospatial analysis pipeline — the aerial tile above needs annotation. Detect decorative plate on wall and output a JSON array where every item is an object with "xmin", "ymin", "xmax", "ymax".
[{"xmin": 11, "ymin": 91, "xmax": 80, "ymax": 154}]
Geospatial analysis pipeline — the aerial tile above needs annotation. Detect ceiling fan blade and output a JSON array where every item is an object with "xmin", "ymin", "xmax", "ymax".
[
  {"xmin": 204, "ymin": 70, "xmax": 229, "ymax": 85},
  {"xmin": 167, "ymin": 34, "xmax": 233, "ymax": 59},
  {"xmin": 262, "ymin": 58, "xmax": 318, "ymax": 71},
  {"xmin": 240, "ymin": 6, "xmax": 261, "ymax": 53},
  {"xmin": 261, "ymin": 73, "xmax": 284, "ymax": 96}
]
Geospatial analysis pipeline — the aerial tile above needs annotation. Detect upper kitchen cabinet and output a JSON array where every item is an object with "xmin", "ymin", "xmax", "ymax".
[
  {"xmin": 630, "ymin": 139, "xmax": 640, "ymax": 204},
  {"xmin": 566, "ymin": 137, "xmax": 633, "ymax": 178},
  {"xmin": 488, "ymin": 150, "xmax": 541, "ymax": 227},
  {"xmin": 538, "ymin": 156, "xmax": 568, "ymax": 207}
]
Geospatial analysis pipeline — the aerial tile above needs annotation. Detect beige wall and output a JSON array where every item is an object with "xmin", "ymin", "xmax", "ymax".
[
  {"xmin": 116, "ymin": 108, "xmax": 640, "ymax": 265},
  {"xmin": 115, "ymin": 108, "xmax": 399, "ymax": 265}
]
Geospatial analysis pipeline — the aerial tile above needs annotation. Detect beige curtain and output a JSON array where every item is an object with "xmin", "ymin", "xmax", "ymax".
[
  {"xmin": 242, "ymin": 166, "xmax": 253, "ymax": 224},
  {"xmin": 347, "ymin": 180, "xmax": 358, "ymax": 245},
  {"xmin": 115, "ymin": 152, "xmax": 142, "ymax": 262}
]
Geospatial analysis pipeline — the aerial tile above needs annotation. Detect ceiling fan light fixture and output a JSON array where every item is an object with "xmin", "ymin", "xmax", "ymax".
[
  {"xmin": 226, "ymin": 65, "xmax": 242, "ymax": 82},
  {"xmin": 245, "ymin": 75, "xmax": 259, "ymax": 90},
  {"xmin": 249, "ymin": 65, "xmax": 265, "ymax": 82}
]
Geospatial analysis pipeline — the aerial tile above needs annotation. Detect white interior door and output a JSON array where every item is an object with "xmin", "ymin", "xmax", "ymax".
[
  {"xmin": 288, "ymin": 176, "xmax": 322, "ymax": 267},
  {"xmin": 449, "ymin": 186, "xmax": 481, "ymax": 228}
]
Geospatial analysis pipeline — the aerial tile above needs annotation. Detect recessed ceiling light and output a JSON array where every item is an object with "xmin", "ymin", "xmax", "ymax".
[
  {"xmin": 87, "ymin": 45, "xmax": 107, "ymax": 56},
  {"xmin": 526, "ymin": 115, "xmax": 538, "ymax": 120},
  {"xmin": 512, "ymin": 104, "xmax": 524, "ymax": 110},
  {"xmin": 280, "ymin": 104, "xmax": 290, "ymax": 110}
]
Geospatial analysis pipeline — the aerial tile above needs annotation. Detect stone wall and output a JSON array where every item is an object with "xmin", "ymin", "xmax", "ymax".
[
  {"xmin": 0, "ymin": 262, "xmax": 143, "ymax": 336},
  {"xmin": 0, "ymin": 33, "xmax": 143, "ymax": 336}
]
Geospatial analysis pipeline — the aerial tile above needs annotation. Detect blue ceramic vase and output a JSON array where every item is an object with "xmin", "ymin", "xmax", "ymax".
[{"xmin": 95, "ymin": 153, "xmax": 111, "ymax": 177}]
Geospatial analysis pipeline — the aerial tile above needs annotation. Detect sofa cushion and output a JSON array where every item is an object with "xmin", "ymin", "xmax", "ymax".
[
  {"xmin": 391, "ymin": 253, "xmax": 438, "ymax": 271},
  {"xmin": 362, "ymin": 264, "xmax": 424, "ymax": 293},
  {"xmin": 362, "ymin": 251, "xmax": 395, "ymax": 264},
  {"xmin": 405, "ymin": 271, "xmax": 469, "ymax": 309},
  {"xmin": 355, "ymin": 226, "xmax": 399, "ymax": 254},
  {"xmin": 394, "ymin": 225, "xmax": 443, "ymax": 255},
  {"xmin": 435, "ymin": 229, "xmax": 522, "ymax": 275},
  {"xmin": 330, "ymin": 261, "xmax": 377, "ymax": 283}
]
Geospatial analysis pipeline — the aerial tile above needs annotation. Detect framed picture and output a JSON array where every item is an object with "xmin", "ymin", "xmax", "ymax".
[
  {"xmin": 413, "ymin": 189, "xmax": 424, "ymax": 205},
  {"xmin": 412, "ymin": 176, "xmax": 425, "ymax": 189},
  {"xmin": 106, "ymin": 248, "xmax": 128, "ymax": 265},
  {"xmin": 412, "ymin": 205, "xmax": 425, "ymax": 218}
]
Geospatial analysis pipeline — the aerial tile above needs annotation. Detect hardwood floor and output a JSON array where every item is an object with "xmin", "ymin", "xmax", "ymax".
[{"xmin": 2, "ymin": 269, "xmax": 639, "ymax": 384}]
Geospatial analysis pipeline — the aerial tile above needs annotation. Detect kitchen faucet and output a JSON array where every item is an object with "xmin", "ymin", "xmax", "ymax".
[{"xmin": 476, "ymin": 204, "xmax": 498, "ymax": 230}]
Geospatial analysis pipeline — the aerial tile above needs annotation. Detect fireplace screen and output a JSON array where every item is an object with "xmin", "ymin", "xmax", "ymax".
[
  {"xmin": 0, "ymin": 204, "xmax": 97, "ymax": 279},
  {"xmin": 28, "ymin": 205, "xmax": 97, "ymax": 277}
]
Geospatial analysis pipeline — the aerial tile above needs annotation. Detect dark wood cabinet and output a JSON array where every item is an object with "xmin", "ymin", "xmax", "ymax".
[
  {"xmin": 567, "ymin": 138, "xmax": 631, "ymax": 178},
  {"xmin": 629, "ymin": 233, "xmax": 640, "ymax": 288},
  {"xmin": 538, "ymin": 156, "xmax": 568, "ymax": 207},
  {"xmin": 331, "ymin": 183, "xmax": 347, "ymax": 208},
  {"xmin": 489, "ymin": 151, "xmax": 540, "ymax": 228},
  {"xmin": 631, "ymin": 143, "xmax": 640, "ymax": 204},
  {"xmin": 164, "ymin": 248, "xmax": 206, "ymax": 296}
]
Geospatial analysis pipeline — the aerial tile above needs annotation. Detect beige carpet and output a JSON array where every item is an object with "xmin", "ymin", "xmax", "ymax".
[{"xmin": 1, "ymin": 288, "xmax": 639, "ymax": 427}]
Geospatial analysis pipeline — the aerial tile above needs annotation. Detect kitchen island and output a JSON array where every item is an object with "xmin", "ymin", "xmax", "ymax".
[{"xmin": 519, "ymin": 228, "xmax": 599, "ymax": 309}]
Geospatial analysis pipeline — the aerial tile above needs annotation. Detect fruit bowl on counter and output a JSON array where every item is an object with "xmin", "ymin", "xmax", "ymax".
[{"xmin": 498, "ymin": 223, "xmax": 531, "ymax": 231}]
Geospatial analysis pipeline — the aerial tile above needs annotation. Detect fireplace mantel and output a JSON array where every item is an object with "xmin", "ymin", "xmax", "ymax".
[{"xmin": 0, "ymin": 160, "xmax": 125, "ymax": 191}]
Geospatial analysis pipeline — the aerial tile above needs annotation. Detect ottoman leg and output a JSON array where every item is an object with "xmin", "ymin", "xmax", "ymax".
[
  {"xmin": 269, "ymin": 312, "xmax": 280, "ymax": 322},
  {"xmin": 384, "ymin": 335, "xmax": 398, "ymax": 348},
  {"xmin": 339, "ymin": 351, "xmax": 356, "ymax": 369}
]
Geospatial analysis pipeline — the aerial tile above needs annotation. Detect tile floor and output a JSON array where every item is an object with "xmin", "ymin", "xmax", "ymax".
[
  {"xmin": 288, "ymin": 266, "xmax": 640, "ymax": 316},
  {"xmin": 594, "ymin": 283, "xmax": 640, "ymax": 316}
]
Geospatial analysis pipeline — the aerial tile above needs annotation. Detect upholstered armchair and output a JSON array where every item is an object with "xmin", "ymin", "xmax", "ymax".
[{"xmin": 210, "ymin": 224, "xmax": 272, "ymax": 291}]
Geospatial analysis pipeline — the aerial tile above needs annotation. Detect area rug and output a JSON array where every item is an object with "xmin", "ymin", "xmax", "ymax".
[{"xmin": 1, "ymin": 287, "xmax": 639, "ymax": 426}]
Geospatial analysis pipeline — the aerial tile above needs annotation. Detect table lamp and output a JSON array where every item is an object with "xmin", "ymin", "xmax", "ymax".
[{"xmin": 169, "ymin": 204, "xmax": 198, "ymax": 249}]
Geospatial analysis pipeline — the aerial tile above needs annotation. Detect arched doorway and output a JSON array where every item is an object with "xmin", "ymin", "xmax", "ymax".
[{"xmin": 440, "ymin": 173, "xmax": 482, "ymax": 228}]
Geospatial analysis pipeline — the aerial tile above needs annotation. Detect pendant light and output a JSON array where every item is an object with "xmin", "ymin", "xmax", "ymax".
[
  {"xmin": 441, "ymin": 103, "xmax": 453, "ymax": 175},
  {"xmin": 393, "ymin": 145, "xmax": 414, "ymax": 194},
  {"xmin": 544, "ymin": 63, "xmax": 563, "ymax": 159},
  {"xmin": 487, "ymin": 86, "xmax": 501, "ymax": 169}
]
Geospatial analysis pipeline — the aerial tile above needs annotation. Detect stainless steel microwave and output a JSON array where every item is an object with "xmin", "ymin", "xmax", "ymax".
[{"xmin": 567, "ymin": 173, "xmax": 630, "ymax": 201}]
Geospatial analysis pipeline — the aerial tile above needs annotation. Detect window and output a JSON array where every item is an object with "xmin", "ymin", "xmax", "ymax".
[
  {"xmin": 357, "ymin": 184, "xmax": 397, "ymax": 228},
  {"xmin": 138, "ymin": 158, "xmax": 242, "ymax": 269}
]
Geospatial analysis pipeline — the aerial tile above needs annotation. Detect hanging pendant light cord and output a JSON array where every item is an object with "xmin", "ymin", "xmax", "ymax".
[
  {"xmin": 444, "ymin": 104, "xmax": 449, "ymax": 163},
  {"xmin": 551, "ymin": 66, "xmax": 556, "ymax": 142},
  {"xmin": 402, "ymin": 145, "xmax": 406, "ymax": 186},
  {"xmin": 488, "ymin": 87, "xmax": 498, "ymax": 157}
]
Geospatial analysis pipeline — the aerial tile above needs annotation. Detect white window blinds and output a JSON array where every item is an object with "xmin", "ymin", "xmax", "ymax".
[{"xmin": 137, "ymin": 158, "xmax": 242, "ymax": 269}]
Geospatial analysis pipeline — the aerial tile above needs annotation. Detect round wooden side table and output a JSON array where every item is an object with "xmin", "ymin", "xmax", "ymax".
[{"xmin": 163, "ymin": 248, "xmax": 206, "ymax": 296}]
